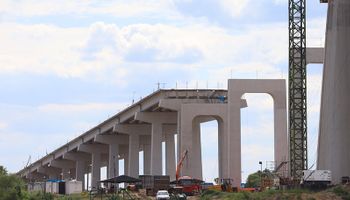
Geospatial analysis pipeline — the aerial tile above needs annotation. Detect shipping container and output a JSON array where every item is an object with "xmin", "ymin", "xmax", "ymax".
[{"xmin": 139, "ymin": 175, "xmax": 170, "ymax": 196}]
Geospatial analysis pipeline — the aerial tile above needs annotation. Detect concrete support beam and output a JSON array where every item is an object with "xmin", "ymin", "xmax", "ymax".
[
  {"xmin": 26, "ymin": 171, "xmax": 46, "ymax": 181},
  {"xmin": 134, "ymin": 112, "xmax": 177, "ymax": 124},
  {"xmin": 306, "ymin": 47, "xmax": 325, "ymax": 64},
  {"xmin": 112, "ymin": 125, "xmax": 154, "ymax": 177},
  {"xmin": 63, "ymin": 152, "xmax": 91, "ymax": 184},
  {"xmin": 94, "ymin": 134, "xmax": 129, "ymax": 144},
  {"xmin": 128, "ymin": 134, "xmax": 140, "ymax": 178},
  {"xmin": 159, "ymin": 99, "xmax": 246, "ymax": 177},
  {"xmin": 143, "ymin": 143, "xmax": 151, "ymax": 175},
  {"xmin": 37, "ymin": 166, "xmax": 61, "ymax": 179},
  {"xmin": 165, "ymin": 133, "xmax": 176, "ymax": 180},
  {"xmin": 134, "ymin": 112, "xmax": 177, "ymax": 176},
  {"xmin": 180, "ymin": 104, "xmax": 228, "ymax": 180},
  {"xmin": 78, "ymin": 143, "xmax": 109, "ymax": 189},
  {"xmin": 113, "ymin": 124, "xmax": 151, "ymax": 135},
  {"xmin": 94, "ymin": 134, "xmax": 129, "ymax": 178},
  {"xmin": 108, "ymin": 144, "xmax": 119, "ymax": 178},
  {"xmin": 317, "ymin": 0, "xmax": 350, "ymax": 184},
  {"xmin": 49, "ymin": 159, "xmax": 76, "ymax": 180}
]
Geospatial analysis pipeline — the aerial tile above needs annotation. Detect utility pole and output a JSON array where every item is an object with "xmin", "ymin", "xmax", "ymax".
[{"xmin": 288, "ymin": 0, "xmax": 308, "ymax": 179}]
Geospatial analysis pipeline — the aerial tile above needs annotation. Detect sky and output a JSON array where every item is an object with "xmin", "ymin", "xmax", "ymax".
[{"xmin": 0, "ymin": 0, "xmax": 328, "ymax": 183}]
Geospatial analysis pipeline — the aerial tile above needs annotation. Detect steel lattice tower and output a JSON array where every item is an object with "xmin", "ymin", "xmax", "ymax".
[{"xmin": 288, "ymin": 0, "xmax": 307, "ymax": 179}]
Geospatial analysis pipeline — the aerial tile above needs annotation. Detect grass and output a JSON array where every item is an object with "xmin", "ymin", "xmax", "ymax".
[
  {"xmin": 200, "ymin": 188, "xmax": 314, "ymax": 200},
  {"xmin": 330, "ymin": 185, "xmax": 350, "ymax": 200}
]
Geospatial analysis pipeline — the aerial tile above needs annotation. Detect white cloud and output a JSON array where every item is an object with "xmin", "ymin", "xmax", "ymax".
[
  {"xmin": 0, "ymin": 122, "xmax": 7, "ymax": 129},
  {"xmin": 0, "ymin": 0, "xmax": 177, "ymax": 19},
  {"xmin": 0, "ymin": 22, "xmax": 128, "ymax": 85},
  {"xmin": 219, "ymin": 0, "xmax": 250, "ymax": 18},
  {"xmin": 0, "ymin": 130, "xmax": 77, "ymax": 172},
  {"xmin": 307, "ymin": 18, "xmax": 327, "ymax": 47},
  {"xmin": 0, "ymin": 16, "xmax": 326, "ymax": 87}
]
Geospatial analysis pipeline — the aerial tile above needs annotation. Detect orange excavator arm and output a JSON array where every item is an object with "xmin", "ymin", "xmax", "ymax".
[{"xmin": 176, "ymin": 150, "xmax": 188, "ymax": 181}]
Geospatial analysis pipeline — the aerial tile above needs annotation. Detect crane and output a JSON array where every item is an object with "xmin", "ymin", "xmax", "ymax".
[
  {"xmin": 288, "ymin": 0, "xmax": 308, "ymax": 179},
  {"xmin": 176, "ymin": 150, "xmax": 188, "ymax": 181}
]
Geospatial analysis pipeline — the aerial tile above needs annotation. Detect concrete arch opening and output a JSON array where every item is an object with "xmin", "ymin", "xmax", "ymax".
[
  {"xmin": 228, "ymin": 79, "xmax": 288, "ymax": 187},
  {"xmin": 240, "ymin": 93, "xmax": 275, "ymax": 183},
  {"xmin": 180, "ymin": 103, "xmax": 228, "ymax": 181},
  {"xmin": 191, "ymin": 115, "xmax": 225, "ymax": 183}
]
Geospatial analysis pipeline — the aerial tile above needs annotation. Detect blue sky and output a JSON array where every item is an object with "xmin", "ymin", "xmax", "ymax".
[{"xmin": 0, "ymin": 0, "xmax": 327, "ymax": 183}]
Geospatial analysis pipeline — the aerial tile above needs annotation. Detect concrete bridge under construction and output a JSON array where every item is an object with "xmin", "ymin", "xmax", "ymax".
[
  {"xmin": 17, "ymin": 0, "xmax": 350, "ymax": 190},
  {"xmin": 18, "ymin": 79, "xmax": 289, "ymax": 189}
]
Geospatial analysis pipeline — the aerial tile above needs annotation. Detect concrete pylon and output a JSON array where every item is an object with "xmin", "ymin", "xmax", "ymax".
[
  {"xmin": 135, "ymin": 112, "xmax": 177, "ymax": 175},
  {"xmin": 94, "ymin": 134, "xmax": 129, "ymax": 178},
  {"xmin": 49, "ymin": 159, "xmax": 76, "ymax": 180},
  {"xmin": 114, "ymin": 124, "xmax": 152, "ymax": 178},
  {"xmin": 63, "ymin": 152, "xmax": 91, "ymax": 186},
  {"xmin": 317, "ymin": 0, "xmax": 350, "ymax": 184},
  {"xmin": 78, "ymin": 143, "xmax": 108, "ymax": 189},
  {"xmin": 37, "ymin": 166, "xmax": 61, "ymax": 179},
  {"xmin": 180, "ymin": 104, "xmax": 228, "ymax": 181},
  {"xmin": 228, "ymin": 79, "xmax": 288, "ymax": 187}
]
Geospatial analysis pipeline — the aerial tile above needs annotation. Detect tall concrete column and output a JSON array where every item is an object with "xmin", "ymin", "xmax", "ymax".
[
  {"xmin": 76, "ymin": 161, "xmax": 85, "ymax": 182},
  {"xmin": 114, "ymin": 124, "xmax": 153, "ymax": 177},
  {"xmin": 124, "ymin": 152, "xmax": 129, "ymax": 176},
  {"xmin": 151, "ymin": 123, "xmax": 163, "ymax": 175},
  {"xmin": 143, "ymin": 144, "xmax": 151, "ymax": 175},
  {"xmin": 128, "ymin": 134, "xmax": 140, "ymax": 178},
  {"xmin": 37, "ymin": 166, "xmax": 61, "ymax": 180},
  {"xmin": 94, "ymin": 134, "xmax": 129, "ymax": 179},
  {"xmin": 78, "ymin": 143, "xmax": 108, "ymax": 189},
  {"xmin": 218, "ymin": 120, "xmax": 229, "ymax": 178},
  {"xmin": 192, "ymin": 119, "xmax": 203, "ymax": 180},
  {"xmin": 108, "ymin": 144, "xmax": 119, "ymax": 178},
  {"xmin": 62, "ymin": 168, "xmax": 71, "ymax": 180},
  {"xmin": 165, "ymin": 133, "xmax": 176, "ymax": 180},
  {"xmin": 317, "ymin": 0, "xmax": 350, "ymax": 184},
  {"xmin": 91, "ymin": 153, "xmax": 101, "ymax": 189},
  {"xmin": 228, "ymin": 93, "xmax": 243, "ymax": 187},
  {"xmin": 49, "ymin": 159, "xmax": 76, "ymax": 180},
  {"xmin": 134, "ymin": 112, "xmax": 177, "ymax": 176},
  {"xmin": 63, "ymin": 151, "xmax": 91, "ymax": 187}
]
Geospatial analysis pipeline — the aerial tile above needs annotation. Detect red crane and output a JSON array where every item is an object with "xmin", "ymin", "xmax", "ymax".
[{"xmin": 176, "ymin": 150, "xmax": 188, "ymax": 181}]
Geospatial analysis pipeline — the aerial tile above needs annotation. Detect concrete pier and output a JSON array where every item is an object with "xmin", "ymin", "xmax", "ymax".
[{"xmin": 317, "ymin": 0, "xmax": 350, "ymax": 184}]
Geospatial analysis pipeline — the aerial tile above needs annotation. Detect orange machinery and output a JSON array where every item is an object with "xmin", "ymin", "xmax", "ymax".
[{"xmin": 174, "ymin": 150, "xmax": 202, "ymax": 195}]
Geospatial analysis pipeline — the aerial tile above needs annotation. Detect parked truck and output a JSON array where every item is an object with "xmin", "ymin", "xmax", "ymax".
[{"xmin": 301, "ymin": 170, "xmax": 331, "ymax": 188}]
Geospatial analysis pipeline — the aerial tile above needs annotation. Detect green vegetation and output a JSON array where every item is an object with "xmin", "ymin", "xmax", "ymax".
[
  {"xmin": 0, "ymin": 165, "xmax": 55, "ymax": 200},
  {"xmin": 331, "ymin": 185, "xmax": 350, "ymax": 200},
  {"xmin": 245, "ymin": 171, "xmax": 262, "ymax": 188},
  {"xmin": 200, "ymin": 188, "xmax": 315, "ymax": 200},
  {"xmin": 0, "ymin": 166, "xmax": 24, "ymax": 200}
]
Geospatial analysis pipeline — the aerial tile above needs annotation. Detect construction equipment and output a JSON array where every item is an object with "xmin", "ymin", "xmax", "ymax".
[
  {"xmin": 176, "ymin": 150, "xmax": 188, "ymax": 181},
  {"xmin": 301, "ymin": 170, "xmax": 331, "ymax": 188},
  {"xmin": 174, "ymin": 150, "xmax": 201, "ymax": 196},
  {"xmin": 208, "ymin": 178, "xmax": 236, "ymax": 192},
  {"xmin": 289, "ymin": 0, "xmax": 308, "ymax": 180}
]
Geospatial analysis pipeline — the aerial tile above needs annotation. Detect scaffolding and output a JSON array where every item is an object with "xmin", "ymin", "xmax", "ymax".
[{"xmin": 288, "ymin": 0, "xmax": 308, "ymax": 179}]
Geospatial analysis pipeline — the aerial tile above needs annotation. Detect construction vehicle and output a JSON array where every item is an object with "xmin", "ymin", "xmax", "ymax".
[
  {"xmin": 300, "ymin": 170, "xmax": 331, "ymax": 188},
  {"xmin": 173, "ymin": 150, "xmax": 202, "ymax": 196},
  {"xmin": 208, "ymin": 178, "xmax": 236, "ymax": 192}
]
